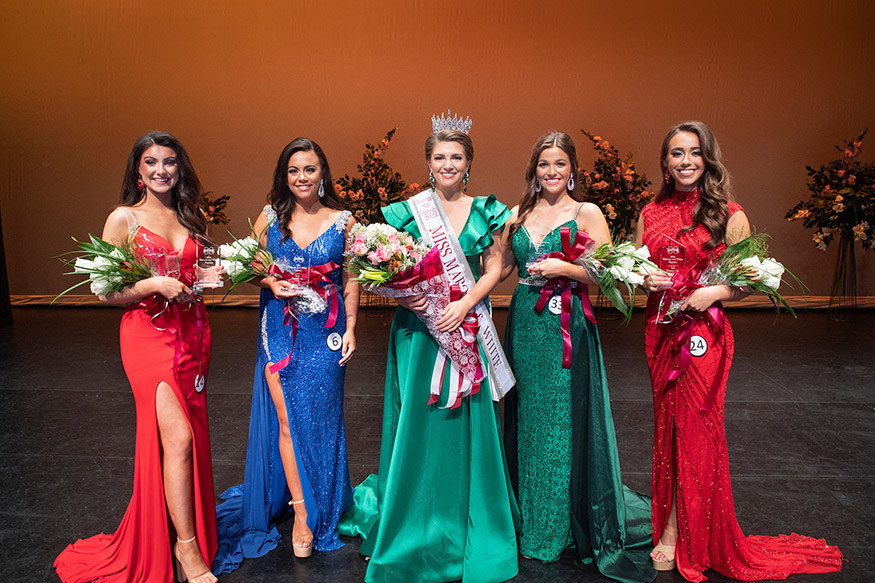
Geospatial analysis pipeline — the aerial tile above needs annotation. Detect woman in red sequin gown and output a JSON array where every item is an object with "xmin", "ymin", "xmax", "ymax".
[
  {"xmin": 54, "ymin": 132, "xmax": 218, "ymax": 583},
  {"xmin": 636, "ymin": 121, "xmax": 842, "ymax": 582}
]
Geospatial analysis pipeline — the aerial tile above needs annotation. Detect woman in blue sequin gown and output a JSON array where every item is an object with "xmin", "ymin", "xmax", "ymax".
[{"xmin": 212, "ymin": 138, "xmax": 358, "ymax": 573}]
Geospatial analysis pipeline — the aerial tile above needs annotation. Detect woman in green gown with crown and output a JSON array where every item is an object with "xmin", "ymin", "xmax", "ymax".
[
  {"xmin": 339, "ymin": 115, "xmax": 519, "ymax": 583},
  {"xmin": 500, "ymin": 131, "xmax": 655, "ymax": 583}
]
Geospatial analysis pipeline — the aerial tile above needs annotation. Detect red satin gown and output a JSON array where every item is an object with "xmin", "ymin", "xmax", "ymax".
[
  {"xmin": 54, "ymin": 227, "xmax": 217, "ymax": 583},
  {"xmin": 641, "ymin": 190, "xmax": 842, "ymax": 582}
]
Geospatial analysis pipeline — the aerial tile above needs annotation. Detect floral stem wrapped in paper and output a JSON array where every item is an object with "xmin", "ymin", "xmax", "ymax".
[
  {"xmin": 346, "ymin": 222, "xmax": 485, "ymax": 408},
  {"xmin": 54, "ymin": 234, "xmax": 155, "ymax": 301},
  {"xmin": 657, "ymin": 232, "xmax": 803, "ymax": 321}
]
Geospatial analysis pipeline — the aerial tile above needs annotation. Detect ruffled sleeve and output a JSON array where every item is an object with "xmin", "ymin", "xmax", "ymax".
[
  {"xmin": 461, "ymin": 194, "xmax": 512, "ymax": 256},
  {"xmin": 381, "ymin": 201, "xmax": 420, "ymax": 239}
]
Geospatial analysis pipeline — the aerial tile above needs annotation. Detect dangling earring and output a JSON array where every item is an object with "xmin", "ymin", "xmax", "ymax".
[
  {"xmin": 318, "ymin": 179, "xmax": 325, "ymax": 198},
  {"xmin": 567, "ymin": 174, "xmax": 575, "ymax": 191},
  {"xmin": 137, "ymin": 176, "xmax": 145, "ymax": 192},
  {"xmin": 534, "ymin": 180, "xmax": 542, "ymax": 193},
  {"xmin": 463, "ymin": 172, "xmax": 469, "ymax": 192},
  {"xmin": 429, "ymin": 171, "xmax": 435, "ymax": 188},
  {"xmin": 664, "ymin": 169, "xmax": 671, "ymax": 184}
]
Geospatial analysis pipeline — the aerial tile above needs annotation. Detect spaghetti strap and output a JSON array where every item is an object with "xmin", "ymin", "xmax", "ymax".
[
  {"xmin": 572, "ymin": 203, "xmax": 585, "ymax": 221},
  {"xmin": 118, "ymin": 207, "xmax": 139, "ymax": 234}
]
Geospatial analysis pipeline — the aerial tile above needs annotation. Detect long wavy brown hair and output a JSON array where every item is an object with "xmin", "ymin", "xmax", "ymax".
[
  {"xmin": 508, "ymin": 131, "xmax": 584, "ymax": 241},
  {"xmin": 658, "ymin": 121, "xmax": 733, "ymax": 248},
  {"xmin": 120, "ymin": 131, "xmax": 206, "ymax": 236},
  {"xmin": 268, "ymin": 137, "xmax": 342, "ymax": 240}
]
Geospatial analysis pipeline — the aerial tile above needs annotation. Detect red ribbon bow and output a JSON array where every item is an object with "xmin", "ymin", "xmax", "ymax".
[
  {"xmin": 267, "ymin": 261, "xmax": 340, "ymax": 375},
  {"xmin": 657, "ymin": 257, "xmax": 727, "ymax": 411},
  {"xmin": 532, "ymin": 226, "xmax": 598, "ymax": 369}
]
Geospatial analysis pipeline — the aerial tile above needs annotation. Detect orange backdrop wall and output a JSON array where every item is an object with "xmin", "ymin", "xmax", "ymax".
[{"xmin": 1, "ymin": 0, "xmax": 873, "ymax": 298}]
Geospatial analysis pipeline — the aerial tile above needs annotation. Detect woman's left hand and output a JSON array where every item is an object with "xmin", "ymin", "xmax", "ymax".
[
  {"xmin": 435, "ymin": 298, "xmax": 473, "ymax": 333},
  {"xmin": 339, "ymin": 328, "xmax": 356, "ymax": 366},
  {"xmin": 681, "ymin": 287, "xmax": 721, "ymax": 313},
  {"xmin": 527, "ymin": 258, "xmax": 569, "ymax": 279}
]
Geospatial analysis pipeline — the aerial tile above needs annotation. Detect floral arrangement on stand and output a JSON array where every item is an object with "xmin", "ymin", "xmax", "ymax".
[
  {"xmin": 200, "ymin": 191, "xmax": 231, "ymax": 226},
  {"xmin": 579, "ymin": 130, "xmax": 653, "ymax": 242},
  {"xmin": 785, "ymin": 129, "xmax": 874, "ymax": 251},
  {"xmin": 785, "ymin": 129, "xmax": 873, "ymax": 320},
  {"xmin": 335, "ymin": 129, "xmax": 421, "ymax": 225}
]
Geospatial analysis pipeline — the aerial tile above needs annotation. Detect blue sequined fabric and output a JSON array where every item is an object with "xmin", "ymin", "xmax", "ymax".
[{"xmin": 212, "ymin": 209, "xmax": 353, "ymax": 574}]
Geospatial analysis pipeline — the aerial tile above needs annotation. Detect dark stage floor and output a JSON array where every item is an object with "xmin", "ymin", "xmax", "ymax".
[{"xmin": 2, "ymin": 307, "xmax": 872, "ymax": 582}]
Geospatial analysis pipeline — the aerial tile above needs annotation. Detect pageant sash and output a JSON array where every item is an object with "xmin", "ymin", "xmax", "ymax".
[{"xmin": 408, "ymin": 189, "xmax": 516, "ymax": 401}]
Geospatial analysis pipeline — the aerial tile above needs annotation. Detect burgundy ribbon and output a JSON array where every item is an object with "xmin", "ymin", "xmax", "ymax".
[
  {"xmin": 658, "ymin": 257, "xmax": 727, "ymax": 411},
  {"xmin": 267, "ymin": 261, "xmax": 340, "ymax": 374},
  {"xmin": 532, "ymin": 226, "xmax": 597, "ymax": 369}
]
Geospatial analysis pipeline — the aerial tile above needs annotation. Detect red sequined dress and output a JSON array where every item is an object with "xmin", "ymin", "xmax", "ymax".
[
  {"xmin": 54, "ymin": 225, "xmax": 217, "ymax": 583},
  {"xmin": 641, "ymin": 190, "xmax": 842, "ymax": 582}
]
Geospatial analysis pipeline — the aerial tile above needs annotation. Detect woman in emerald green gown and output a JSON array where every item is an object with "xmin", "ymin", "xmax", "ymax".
[
  {"xmin": 501, "ymin": 131, "xmax": 655, "ymax": 582},
  {"xmin": 338, "ymin": 125, "xmax": 519, "ymax": 583}
]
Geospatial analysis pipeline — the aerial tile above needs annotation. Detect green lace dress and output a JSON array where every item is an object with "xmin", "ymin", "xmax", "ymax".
[
  {"xmin": 338, "ymin": 195, "xmax": 520, "ymax": 583},
  {"xmin": 503, "ymin": 218, "xmax": 655, "ymax": 583}
]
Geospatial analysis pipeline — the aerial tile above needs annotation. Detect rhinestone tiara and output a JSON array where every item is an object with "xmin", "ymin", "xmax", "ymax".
[{"xmin": 431, "ymin": 109, "xmax": 472, "ymax": 134}]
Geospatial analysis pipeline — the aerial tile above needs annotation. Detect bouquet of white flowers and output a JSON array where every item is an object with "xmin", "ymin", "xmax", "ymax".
[
  {"xmin": 218, "ymin": 236, "xmax": 274, "ymax": 291},
  {"xmin": 529, "ymin": 227, "xmax": 658, "ymax": 324},
  {"xmin": 658, "ymin": 232, "xmax": 801, "ymax": 321},
  {"xmin": 55, "ymin": 234, "xmax": 155, "ymax": 301}
]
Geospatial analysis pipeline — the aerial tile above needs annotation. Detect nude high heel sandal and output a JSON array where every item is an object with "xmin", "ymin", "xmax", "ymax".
[
  {"xmin": 288, "ymin": 498, "xmax": 313, "ymax": 558},
  {"xmin": 174, "ymin": 535, "xmax": 217, "ymax": 583},
  {"xmin": 651, "ymin": 539, "xmax": 676, "ymax": 571}
]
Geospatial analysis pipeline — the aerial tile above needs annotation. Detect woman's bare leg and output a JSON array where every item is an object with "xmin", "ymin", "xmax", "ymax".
[
  {"xmin": 264, "ymin": 364, "xmax": 313, "ymax": 551},
  {"xmin": 156, "ymin": 381, "xmax": 217, "ymax": 583}
]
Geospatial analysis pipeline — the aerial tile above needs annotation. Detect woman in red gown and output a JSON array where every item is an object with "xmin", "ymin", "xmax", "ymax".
[
  {"xmin": 54, "ymin": 132, "xmax": 218, "ymax": 583},
  {"xmin": 636, "ymin": 121, "xmax": 842, "ymax": 582}
]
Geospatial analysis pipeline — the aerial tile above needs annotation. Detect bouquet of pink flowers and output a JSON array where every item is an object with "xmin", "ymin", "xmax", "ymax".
[{"xmin": 346, "ymin": 223, "xmax": 484, "ymax": 407}]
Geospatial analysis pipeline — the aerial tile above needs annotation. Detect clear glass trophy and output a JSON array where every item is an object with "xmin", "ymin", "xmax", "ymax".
[
  {"xmin": 194, "ymin": 241, "xmax": 223, "ymax": 291},
  {"xmin": 655, "ymin": 234, "xmax": 686, "ymax": 323}
]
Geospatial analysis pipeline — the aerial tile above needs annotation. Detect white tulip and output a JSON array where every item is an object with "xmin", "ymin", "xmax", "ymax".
[
  {"xmin": 759, "ymin": 258, "xmax": 785, "ymax": 290},
  {"xmin": 74, "ymin": 257, "xmax": 96, "ymax": 273},
  {"xmin": 632, "ymin": 245, "xmax": 651, "ymax": 261}
]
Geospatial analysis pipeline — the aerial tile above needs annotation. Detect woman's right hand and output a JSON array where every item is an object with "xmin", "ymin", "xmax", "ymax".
[
  {"xmin": 152, "ymin": 276, "xmax": 195, "ymax": 303},
  {"xmin": 267, "ymin": 277, "xmax": 301, "ymax": 300},
  {"xmin": 642, "ymin": 270, "xmax": 673, "ymax": 293},
  {"xmin": 396, "ymin": 293, "xmax": 429, "ymax": 316}
]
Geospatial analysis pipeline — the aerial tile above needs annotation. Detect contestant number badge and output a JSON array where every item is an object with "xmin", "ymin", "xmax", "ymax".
[
  {"xmin": 327, "ymin": 332, "xmax": 342, "ymax": 351},
  {"xmin": 194, "ymin": 374, "xmax": 205, "ymax": 393},
  {"xmin": 690, "ymin": 335, "xmax": 708, "ymax": 357},
  {"xmin": 548, "ymin": 296, "xmax": 563, "ymax": 315}
]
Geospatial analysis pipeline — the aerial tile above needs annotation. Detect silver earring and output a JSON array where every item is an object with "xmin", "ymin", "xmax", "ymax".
[
  {"xmin": 567, "ymin": 175, "xmax": 575, "ymax": 191},
  {"xmin": 318, "ymin": 179, "xmax": 325, "ymax": 198},
  {"xmin": 535, "ymin": 180, "xmax": 542, "ymax": 193},
  {"xmin": 463, "ymin": 172, "xmax": 469, "ymax": 192},
  {"xmin": 429, "ymin": 171, "xmax": 435, "ymax": 188}
]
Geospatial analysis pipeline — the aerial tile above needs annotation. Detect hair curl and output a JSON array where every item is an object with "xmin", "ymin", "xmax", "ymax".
[
  {"xmin": 121, "ymin": 131, "xmax": 206, "ymax": 236},
  {"xmin": 508, "ymin": 131, "xmax": 583, "ymax": 241},
  {"xmin": 658, "ymin": 121, "xmax": 733, "ymax": 248},
  {"xmin": 268, "ymin": 137, "xmax": 342, "ymax": 240}
]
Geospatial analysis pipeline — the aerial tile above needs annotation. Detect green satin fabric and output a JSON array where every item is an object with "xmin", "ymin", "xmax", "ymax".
[
  {"xmin": 338, "ymin": 196, "xmax": 519, "ymax": 583},
  {"xmin": 502, "ymin": 222, "xmax": 655, "ymax": 583}
]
